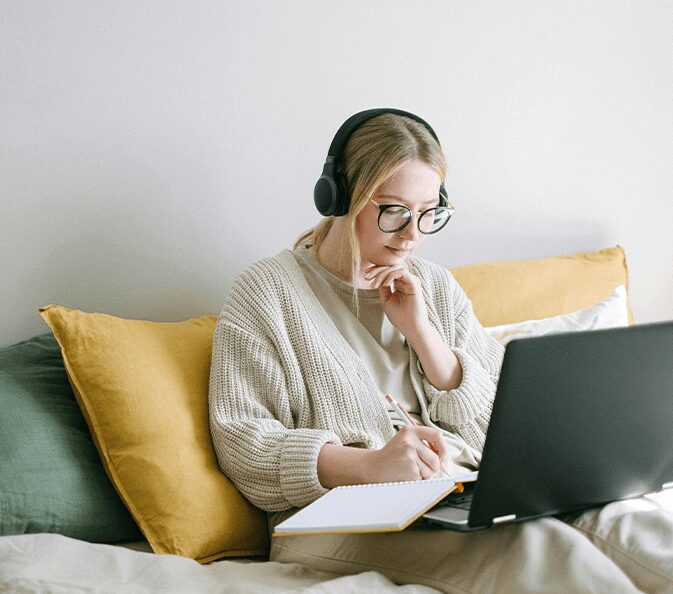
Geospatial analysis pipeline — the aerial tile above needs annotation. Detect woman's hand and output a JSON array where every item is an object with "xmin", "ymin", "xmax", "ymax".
[
  {"xmin": 365, "ymin": 425, "xmax": 449, "ymax": 483},
  {"xmin": 317, "ymin": 427, "xmax": 449, "ymax": 488},
  {"xmin": 363, "ymin": 264, "xmax": 430, "ymax": 340}
]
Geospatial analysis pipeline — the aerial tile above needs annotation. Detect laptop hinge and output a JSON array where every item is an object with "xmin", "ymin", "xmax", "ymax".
[
  {"xmin": 663, "ymin": 482, "xmax": 673, "ymax": 490},
  {"xmin": 492, "ymin": 514, "xmax": 516, "ymax": 525}
]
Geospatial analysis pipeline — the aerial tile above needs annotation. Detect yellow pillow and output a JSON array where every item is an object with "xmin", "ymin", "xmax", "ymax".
[
  {"xmin": 38, "ymin": 305, "xmax": 268, "ymax": 563},
  {"xmin": 449, "ymin": 245, "xmax": 633, "ymax": 327}
]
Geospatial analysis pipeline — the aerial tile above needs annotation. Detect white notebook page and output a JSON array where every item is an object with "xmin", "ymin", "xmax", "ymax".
[{"xmin": 273, "ymin": 476, "xmax": 474, "ymax": 535}]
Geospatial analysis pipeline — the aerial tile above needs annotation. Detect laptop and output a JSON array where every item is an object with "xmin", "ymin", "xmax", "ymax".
[{"xmin": 422, "ymin": 320, "xmax": 673, "ymax": 531}]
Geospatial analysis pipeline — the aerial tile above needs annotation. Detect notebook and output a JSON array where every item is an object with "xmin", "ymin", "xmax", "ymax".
[
  {"xmin": 273, "ymin": 471, "xmax": 477, "ymax": 536},
  {"xmin": 422, "ymin": 320, "xmax": 673, "ymax": 531}
]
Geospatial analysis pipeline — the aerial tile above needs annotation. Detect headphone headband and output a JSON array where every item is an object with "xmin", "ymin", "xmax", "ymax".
[
  {"xmin": 314, "ymin": 108, "xmax": 445, "ymax": 217},
  {"xmin": 326, "ymin": 108, "xmax": 441, "ymax": 161}
]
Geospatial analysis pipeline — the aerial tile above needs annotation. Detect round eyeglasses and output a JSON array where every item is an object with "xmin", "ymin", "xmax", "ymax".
[{"xmin": 369, "ymin": 199, "xmax": 455, "ymax": 235}]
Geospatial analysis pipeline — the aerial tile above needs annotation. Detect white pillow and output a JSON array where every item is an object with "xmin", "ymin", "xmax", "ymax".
[{"xmin": 485, "ymin": 285, "xmax": 629, "ymax": 346}]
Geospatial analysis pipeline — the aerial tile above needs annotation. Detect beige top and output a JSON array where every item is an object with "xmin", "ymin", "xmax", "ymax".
[{"xmin": 292, "ymin": 246, "xmax": 420, "ymax": 427}]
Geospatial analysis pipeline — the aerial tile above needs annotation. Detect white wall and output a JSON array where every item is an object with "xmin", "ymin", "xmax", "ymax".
[{"xmin": 2, "ymin": 0, "xmax": 672, "ymax": 347}]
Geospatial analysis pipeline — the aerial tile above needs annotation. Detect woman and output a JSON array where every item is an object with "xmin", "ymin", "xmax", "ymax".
[{"xmin": 209, "ymin": 109, "xmax": 673, "ymax": 593}]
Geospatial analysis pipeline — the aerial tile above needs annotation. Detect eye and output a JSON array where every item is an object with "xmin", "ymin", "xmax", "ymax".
[{"xmin": 384, "ymin": 206, "xmax": 409, "ymax": 217}]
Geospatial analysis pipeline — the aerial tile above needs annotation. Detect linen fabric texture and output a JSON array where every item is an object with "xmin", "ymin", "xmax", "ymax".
[
  {"xmin": 0, "ymin": 333, "xmax": 141, "ymax": 542},
  {"xmin": 208, "ymin": 249, "xmax": 504, "ymax": 520},
  {"xmin": 38, "ymin": 305, "xmax": 268, "ymax": 562}
]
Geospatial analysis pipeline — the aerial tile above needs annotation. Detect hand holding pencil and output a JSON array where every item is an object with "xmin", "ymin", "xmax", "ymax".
[{"xmin": 385, "ymin": 394, "xmax": 454, "ymax": 480}]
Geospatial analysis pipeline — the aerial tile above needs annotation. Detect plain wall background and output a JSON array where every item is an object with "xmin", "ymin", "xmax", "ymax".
[{"xmin": 2, "ymin": 0, "xmax": 672, "ymax": 347}]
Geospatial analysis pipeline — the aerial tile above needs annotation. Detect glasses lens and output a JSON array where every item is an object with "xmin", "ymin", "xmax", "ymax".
[
  {"xmin": 378, "ymin": 206, "xmax": 411, "ymax": 232},
  {"xmin": 419, "ymin": 207, "xmax": 453, "ymax": 234}
]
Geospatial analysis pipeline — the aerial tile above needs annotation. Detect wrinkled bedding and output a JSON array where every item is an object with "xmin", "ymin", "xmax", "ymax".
[
  {"xmin": 4, "ymin": 491, "xmax": 672, "ymax": 593},
  {"xmin": 0, "ymin": 533, "xmax": 439, "ymax": 593}
]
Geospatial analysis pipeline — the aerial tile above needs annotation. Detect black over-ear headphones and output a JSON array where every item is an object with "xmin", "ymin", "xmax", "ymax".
[{"xmin": 314, "ymin": 108, "xmax": 447, "ymax": 217}]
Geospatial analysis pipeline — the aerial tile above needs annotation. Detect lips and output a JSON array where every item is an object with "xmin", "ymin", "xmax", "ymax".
[{"xmin": 386, "ymin": 246, "xmax": 411, "ymax": 255}]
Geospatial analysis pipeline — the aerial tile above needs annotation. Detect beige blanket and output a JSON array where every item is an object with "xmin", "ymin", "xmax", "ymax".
[{"xmin": 0, "ymin": 533, "xmax": 439, "ymax": 593}]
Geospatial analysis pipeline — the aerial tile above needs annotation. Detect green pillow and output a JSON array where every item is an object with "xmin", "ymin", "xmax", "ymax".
[{"xmin": 0, "ymin": 333, "xmax": 142, "ymax": 542}]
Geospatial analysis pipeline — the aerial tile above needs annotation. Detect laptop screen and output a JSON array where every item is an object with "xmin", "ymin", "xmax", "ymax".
[{"xmin": 467, "ymin": 321, "xmax": 673, "ymax": 528}]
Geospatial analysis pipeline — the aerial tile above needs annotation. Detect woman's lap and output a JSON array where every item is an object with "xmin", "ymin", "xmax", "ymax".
[
  {"xmin": 270, "ymin": 496, "xmax": 673, "ymax": 594},
  {"xmin": 567, "ymin": 495, "xmax": 673, "ymax": 594}
]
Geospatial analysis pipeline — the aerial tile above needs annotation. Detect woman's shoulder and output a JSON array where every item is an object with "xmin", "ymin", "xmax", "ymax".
[
  {"xmin": 231, "ymin": 249, "xmax": 299, "ymax": 291},
  {"xmin": 221, "ymin": 249, "xmax": 308, "ymax": 321},
  {"xmin": 408, "ymin": 254, "xmax": 459, "ymax": 292}
]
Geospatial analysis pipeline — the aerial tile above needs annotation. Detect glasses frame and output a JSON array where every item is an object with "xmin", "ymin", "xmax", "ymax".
[{"xmin": 369, "ymin": 198, "xmax": 455, "ymax": 235}]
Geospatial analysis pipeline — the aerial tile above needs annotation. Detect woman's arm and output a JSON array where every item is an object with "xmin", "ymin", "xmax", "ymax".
[
  {"xmin": 419, "ymin": 267, "xmax": 504, "ymax": 449},
  {"xmin": 404, "ymin": 322, "xmax": 462, "ymax": 392},
  {"xmin": 209, "ymin": 317, "xmax": 342, "ymax": 511},
  {"xmin": 366, "ymin": 259, "xmax": 503, "ymax": 450},
  {"xmin": 317, "ymin": 424, "xmax": 449, "ymax": 488},
  {"xmin": 365, "ymin": 261, "xmax": 463, "ymax": 391}
]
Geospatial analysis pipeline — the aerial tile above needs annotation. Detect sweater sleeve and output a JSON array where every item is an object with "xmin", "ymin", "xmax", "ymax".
[
  {"xmin": 208, "ymin": 317, "xmax": 341, "ymax": 512},
  {"xmin": 422, "ymin": 271, "xmax": 505, "ymax": 451}
]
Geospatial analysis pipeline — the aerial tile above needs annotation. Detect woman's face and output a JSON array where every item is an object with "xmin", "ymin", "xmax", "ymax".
[{"xmin": 355, "ymin": 158, "xmax": 442, "ymax": 269}]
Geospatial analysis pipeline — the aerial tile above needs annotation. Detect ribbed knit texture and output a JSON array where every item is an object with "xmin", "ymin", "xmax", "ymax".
[{"xmin": 208, "ymin": 250, "xmax": 504, "ymax": 512}]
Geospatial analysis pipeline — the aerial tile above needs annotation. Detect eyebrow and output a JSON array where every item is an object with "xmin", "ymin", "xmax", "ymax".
[{"xmin": 376, "ymin": 194, "xmax": 438, "ymax": 208}]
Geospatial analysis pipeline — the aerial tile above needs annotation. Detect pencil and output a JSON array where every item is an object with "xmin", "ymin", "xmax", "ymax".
[{"xmin": 385, "ymin": 393, "xmax": 454, "ymax": 480}]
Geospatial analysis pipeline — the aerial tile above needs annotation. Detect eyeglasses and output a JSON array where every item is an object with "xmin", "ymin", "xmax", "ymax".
[{"xmin": 369, "ymin": 198, "xmax": 455, "ymax": 235}]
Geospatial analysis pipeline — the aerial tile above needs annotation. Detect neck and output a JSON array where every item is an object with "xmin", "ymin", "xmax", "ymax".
[{"xmin": 313, "ymin": 220, "xmax": 370, "ymax": 289}]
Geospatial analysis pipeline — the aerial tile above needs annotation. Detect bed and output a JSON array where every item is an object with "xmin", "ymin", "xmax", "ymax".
[{"xmin": 0, "ymin": 246, "xmax": 635, "ymax": 593}]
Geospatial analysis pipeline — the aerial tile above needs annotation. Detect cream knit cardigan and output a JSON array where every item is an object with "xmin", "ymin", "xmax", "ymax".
[{"xmin": 208, "ymin": 249, "xmax": 504, "ymax": 512}]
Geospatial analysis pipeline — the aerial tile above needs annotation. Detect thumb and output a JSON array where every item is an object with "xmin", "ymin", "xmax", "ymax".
[{"xmin": 378, "ymin": 284, "xmax": 393, "ymax": 303}]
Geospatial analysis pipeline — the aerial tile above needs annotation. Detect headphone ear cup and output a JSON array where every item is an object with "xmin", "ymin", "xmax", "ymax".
[
  {"xmin": 314, "ymin": 175, "xmax": 338, "ymax": 216},
  {"xmin": 332, "ymin": 172, "xmax": 350, "ymax": 216}
]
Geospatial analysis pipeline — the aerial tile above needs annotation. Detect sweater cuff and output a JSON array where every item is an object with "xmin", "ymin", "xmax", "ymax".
[
  {"xmin": 279, "ymin": 429, "xmax": 342, "ymax": 508},
  {"xmin": 424, "ymin": 348, "xmax": 496, "ymax": 429}
]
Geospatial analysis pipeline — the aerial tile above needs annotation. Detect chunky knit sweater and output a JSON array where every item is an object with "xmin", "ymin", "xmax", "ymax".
[{"xmin": 208, "ymin": 249, "xmax": 504, "ymax": 512}]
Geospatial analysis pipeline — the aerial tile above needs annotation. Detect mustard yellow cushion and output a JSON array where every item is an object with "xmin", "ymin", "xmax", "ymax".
[
  {"xmin": 449, "ymin": 245, "xmax": 632, "ymax": 327},
  {"xmin": 38, "ymin": 305, "xmax": 268, "ymax": 563}
]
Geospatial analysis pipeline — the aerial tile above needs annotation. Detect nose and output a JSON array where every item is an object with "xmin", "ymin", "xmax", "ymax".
[{"xmin": 399, "ymin": 215, "xmax": 421, "ymax": 242}]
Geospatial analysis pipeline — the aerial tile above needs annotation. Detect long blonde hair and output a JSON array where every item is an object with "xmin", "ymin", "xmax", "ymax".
[{"xmin": 294, "ymin": 113, "xmax": 447, "ymax": 296}]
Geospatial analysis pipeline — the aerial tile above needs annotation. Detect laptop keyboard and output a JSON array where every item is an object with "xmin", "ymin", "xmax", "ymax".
[{"xmin": 438, "ymin": 491, "xmax": 474, "ymax": 511}]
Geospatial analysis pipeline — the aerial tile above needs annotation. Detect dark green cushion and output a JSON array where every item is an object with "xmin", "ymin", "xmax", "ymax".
[{"xmin": 0, "ymin": 333, "xmax": 142, "ymax": 542}]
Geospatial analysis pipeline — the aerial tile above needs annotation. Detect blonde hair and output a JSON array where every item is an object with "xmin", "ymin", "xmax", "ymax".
[{"xmin": 293, "ymin": 113, "xmax": 447, "ymax": 307}]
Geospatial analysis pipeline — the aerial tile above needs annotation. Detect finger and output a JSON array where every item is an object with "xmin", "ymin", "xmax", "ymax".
[
  {"xmin": 363, "ymin": 265, "xmax": 392, "ymax": 279},
  {"xmin": 364, "ymin": 267, "xmax": 392, "ymax": 287},
  {"xmin": 378, "ymin": 284, "xmax": 393, "ymax": 303},
  {"xmin": 412, "ymin": 426, "xmax": 449, "ymax": 462},
  {"xmin": 378, "ymin": 282, "xmax": 402, "ymax": 302},
  {"xmin": 372, "ymin": 268, "xmax": 405, "ymax": 289},
  {"xmin": 416, "ymin": 440, "xmax": 440, "ymax": 476},
  {"xmin": 385, "ymin": 270, "xmax": 418, "ymax": 293},
  {"xmin": 417, "ymin": 455, "xmax": 437, "ymax": 480},
  {"xmin": 366, "ymin": 264, "xmax": 405, "ymax": 277},
  {"xmin": 378, "ymin": 270, "xmax": 405, "ymax": 290}
]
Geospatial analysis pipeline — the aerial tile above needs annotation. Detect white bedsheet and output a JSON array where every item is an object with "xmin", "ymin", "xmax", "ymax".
[{"xmin": 0, "ymin": 533, "xmax": 439, "ymax": 593}]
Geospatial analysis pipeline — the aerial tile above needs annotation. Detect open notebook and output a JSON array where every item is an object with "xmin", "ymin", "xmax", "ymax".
[{"xmin": 273, "ymin": 471, "xmax": 478, "ymax": 536}]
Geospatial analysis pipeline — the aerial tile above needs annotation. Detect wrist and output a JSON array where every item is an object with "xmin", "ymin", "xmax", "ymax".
[
  {"xmin": 317, "ymin": 443, "xmax": 375, "ymax": 488},
  {"xmin": 403, "ymin": 320, "xmax": 434, "ymax": 348}
]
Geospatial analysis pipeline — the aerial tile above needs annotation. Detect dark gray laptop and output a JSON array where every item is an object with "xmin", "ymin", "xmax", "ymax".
[{"xmin": 422, "ymin": 321, "xmax": 673, "ymax": 531}]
